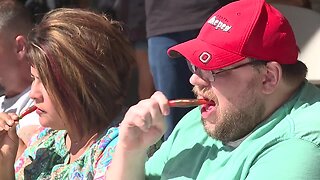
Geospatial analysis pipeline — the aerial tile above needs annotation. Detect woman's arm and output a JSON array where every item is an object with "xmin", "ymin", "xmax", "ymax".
[
  {"xmin": 0, "ymin": 166, "xmax": 15, "ymax": 180},
  {"xmin": 15, "ymin": 138, "xmax": 27, "ymax": 161}
]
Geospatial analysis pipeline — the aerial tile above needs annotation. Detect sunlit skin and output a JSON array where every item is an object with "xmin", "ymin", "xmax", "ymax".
[
  {"xmin": 190, "ymin": 60, "xmax": 266, "ymax": 142},
  {"xmin": 0, "ymin": 35, "xmax": 16, "ymax": 84},
  {"xmin": 0, "ymin": 34, "xmax": 31, "ymax": 97},
  {"xmin": 29, "ymin": 67, "xmax": 63, "ymax": 129},
  {"xmin": 0, "ymin": 32, "xmax": 39, "ymax": 155}
]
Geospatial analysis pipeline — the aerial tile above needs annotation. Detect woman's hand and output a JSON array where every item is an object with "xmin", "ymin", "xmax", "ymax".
[{"xmin": 0, "ymin": 112, "xmax": 20, "ymax": 167}]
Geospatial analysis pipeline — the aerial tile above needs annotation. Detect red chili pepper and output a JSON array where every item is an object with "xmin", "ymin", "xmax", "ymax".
[
  {"xmin": 168, "ymin": 99, "xmax": 208, "ymax": 108},
  {"xmin": 0, "ymin": 106, "xmax": 37, "ymax": 136},
  {"xmin": 19, "ymin": 105, "xmax": 37, "ymax": 119}
]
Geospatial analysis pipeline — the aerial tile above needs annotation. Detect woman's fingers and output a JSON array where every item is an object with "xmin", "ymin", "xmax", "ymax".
[
  {"xmin": 0, "ymin": 113, "xmax": 19, "ymax": 130},
  {"xmin": 0, "ymin": 114, "xmax": 12, "ymax": 131}
]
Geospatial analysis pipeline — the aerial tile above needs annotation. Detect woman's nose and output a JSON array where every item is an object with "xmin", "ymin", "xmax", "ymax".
[{"xmin": 29, "ymin": 83, "xmax": 42, "ymax": 103}]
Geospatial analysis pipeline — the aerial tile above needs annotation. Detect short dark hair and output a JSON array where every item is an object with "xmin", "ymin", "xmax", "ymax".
[
  {"xmin": 0, "ymin": 0, "xmax": 33, "ymax": 37},
  {"xmin": 281, "ymin": 60, "xmax": 308, "ymax": 85},
  {"xmin": 250, "ymin": 58, "xmax": 308, "ymax": 86}
]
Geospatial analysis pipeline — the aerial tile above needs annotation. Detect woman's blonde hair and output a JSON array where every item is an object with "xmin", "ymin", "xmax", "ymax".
[{"xmin": 27, "ymin": 8, "xmax": 135, "ymax": 133}]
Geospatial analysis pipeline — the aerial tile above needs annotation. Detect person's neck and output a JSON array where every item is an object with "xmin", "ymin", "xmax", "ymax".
[
  {"xmin": 66, "ymin": 130, "xmax": 99, "ymax": 163},
  {"xmin": 3, "ymin": 76, "xmax": 31, "ymax": 98},
  {"xmin": 2, "ymin": 63, "xmax": 32, "ymax": 98},
  {"xmin": 67, "ymin": 130, "xmax": 99, "ymax": 150},
  {"xmin": 4, "ymin": 84, "xmax": 30, "ymax": 98}
]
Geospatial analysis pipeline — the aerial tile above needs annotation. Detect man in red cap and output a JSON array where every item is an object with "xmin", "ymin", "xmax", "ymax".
[{"xmin": 106, "ymin": 0, "xmax": 320, "ymax": 179}]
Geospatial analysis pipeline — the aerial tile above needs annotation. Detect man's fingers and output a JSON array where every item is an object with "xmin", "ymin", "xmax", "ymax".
[{"xmin": 150, "ymin": 91, "xmax": 170, "ymax": 116}]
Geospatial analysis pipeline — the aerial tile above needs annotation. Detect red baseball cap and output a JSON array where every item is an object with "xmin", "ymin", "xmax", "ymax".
[{"xmin": 167, "ymin": 0, "xmax": 298, "ymax": 70}]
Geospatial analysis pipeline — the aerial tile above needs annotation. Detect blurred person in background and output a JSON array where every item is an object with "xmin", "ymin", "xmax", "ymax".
[
  {"xmin": 116, "ymin": 0, "xmax": 155, "ymax": 101},
  {"xmin": 0, "ymin": 0, "xmax": 40, "ymax": 156},
  {"xmin": 91, "ymin": 0, "xmax": 155, "ymax": 102},
  {"xmin": 267, "ymin": 0, "xmax": 312, "ymax": 8},
  {"xmin": 18, "ymin": 0, "xmax": 75, "ymax": 23}
]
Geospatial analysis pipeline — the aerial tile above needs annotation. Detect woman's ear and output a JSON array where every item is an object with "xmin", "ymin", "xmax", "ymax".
[
  {"xmin": 15, "ymin": 35, "xmax": 27, "ymax": 60},
  {"xmin": 261, "ymin": 61, "xmax": 282, "ymax": 94}
]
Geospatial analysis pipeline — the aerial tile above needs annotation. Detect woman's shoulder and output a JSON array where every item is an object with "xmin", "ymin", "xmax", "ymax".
[
  {"xmin": 89, "ymin": 127, "xmax": 119, "ymax": 179},
  {"xmin": 28, "ymin": 127, "xmax": 59, "ymax": 146},
  {"xmin": 93, "ymin": 127, "xmax": 119, "ymax": 157}
]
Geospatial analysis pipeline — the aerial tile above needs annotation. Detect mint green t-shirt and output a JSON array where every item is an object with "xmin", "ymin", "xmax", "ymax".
[{"xmin": 146, "ymin": 82, "xmax": 320, "ymax": 180}]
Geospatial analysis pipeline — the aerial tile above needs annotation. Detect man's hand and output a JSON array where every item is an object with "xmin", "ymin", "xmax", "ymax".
[
  {"xmin": 117, "ymin": 91, "xmax": 169, "ymax": 152},
  {"xmin": 105, "ymin": 91, "xmax": 170, "ymax": 180}
]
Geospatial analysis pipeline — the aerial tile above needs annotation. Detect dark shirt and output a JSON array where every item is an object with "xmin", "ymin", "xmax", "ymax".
[{"xmin": 145, "ymin": 0, "xmax": 235, "ymax": 37}]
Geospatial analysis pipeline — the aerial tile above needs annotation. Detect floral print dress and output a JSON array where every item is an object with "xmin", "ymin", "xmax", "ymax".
[{"xmin": 14, "ymin": 127, "xmax": 118, "ymax": 179}]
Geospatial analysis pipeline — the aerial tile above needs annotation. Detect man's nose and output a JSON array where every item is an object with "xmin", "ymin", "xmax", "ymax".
[{"xmin": 189, "ymin": 74, "xmax": 210, "ymax": 87}]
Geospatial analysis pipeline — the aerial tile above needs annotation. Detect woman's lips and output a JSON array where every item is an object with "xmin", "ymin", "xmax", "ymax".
[{"xmin": 35, "ymin": 107, "xmax": 45, "ymax": 115}]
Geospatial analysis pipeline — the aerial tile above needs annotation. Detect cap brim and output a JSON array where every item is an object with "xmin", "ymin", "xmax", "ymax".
[{"xmin": 167, "ymin": 38, "xmax": 245, "ymax": 70}]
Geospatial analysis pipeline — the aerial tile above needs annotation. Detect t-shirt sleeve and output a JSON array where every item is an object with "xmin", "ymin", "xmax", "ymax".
[{"xmin": 246, "ymin": 138, "xmax": 320, "ymax": 180}]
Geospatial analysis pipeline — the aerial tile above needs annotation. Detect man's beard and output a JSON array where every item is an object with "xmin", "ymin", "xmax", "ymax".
[
  {"xmin": 202, "ymin": 98, "xmax": 265, "ymax": 142},
  {"xmin": 193, "ymin": 82, "xmax": 265, "ymax": 143}
]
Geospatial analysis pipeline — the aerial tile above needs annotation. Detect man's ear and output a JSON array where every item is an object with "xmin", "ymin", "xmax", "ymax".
[
  {"xmin": 15, "ymin": 35, "xmax": 27, "ymax": 60},
  {"xmin": 261, "ymin": 61, "xmax": 282, "ymax": 94}
]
